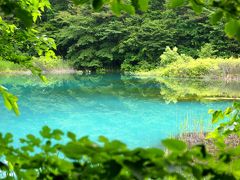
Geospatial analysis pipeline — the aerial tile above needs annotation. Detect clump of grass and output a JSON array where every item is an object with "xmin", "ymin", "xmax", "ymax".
[
  {"xmin": 176, "ymin": 116, "xmax": 216, "ymax": 152},
  {"xmin": 0, "ymin": 57, "xmax": 74, "ymax": 74},
  {"xmin": 178, "ymin": 117, "xmax": 212, "ymax": 139},
  {"xmin": 177, "ymin": 117, "xmax": 240, "ymax": 153},
  {"xmin": 0, "ymin": 60, "xmax": 25, "ymax": 72},
  {"xmin": 32, "ymin": 56, "xmax": 72, "ymax": 71}
]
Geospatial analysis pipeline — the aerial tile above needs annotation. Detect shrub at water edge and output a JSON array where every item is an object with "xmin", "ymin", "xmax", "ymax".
[{"xmin": 137, "ymin": 47, "xmax": 240, "ymax": 79}]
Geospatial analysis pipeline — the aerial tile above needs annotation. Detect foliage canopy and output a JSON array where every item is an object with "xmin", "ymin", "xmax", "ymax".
[{"xmin": 41, "ymin": 0, "xmax": 240, "ymax": 72}]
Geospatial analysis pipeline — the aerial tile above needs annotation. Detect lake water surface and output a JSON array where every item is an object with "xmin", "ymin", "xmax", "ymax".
[{"xmin": 0, "ymin": 74, "xmax": 238, "ymax": 148}]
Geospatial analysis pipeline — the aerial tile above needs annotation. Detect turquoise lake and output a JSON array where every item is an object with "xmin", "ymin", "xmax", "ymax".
[{"xmin": 0, "ymin": 74, "xmax": 238, "ymax": 148}]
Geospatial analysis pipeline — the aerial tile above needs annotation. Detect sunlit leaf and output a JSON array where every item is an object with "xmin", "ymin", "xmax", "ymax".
[
  {"xmin": 99, "ymin": 135, "xmax": 109, "ymax": 144},
  {"xmin": 189, "ymin": 0, "xmax": 203, "ymax": 14},
  {"xmin": 40, "ymin": 126, "xmax": 51, "ymax": 138},
  {"xmin": 120, "ymin": 4, "xmax": 135, "ymax": 14},
  {"xmin": 210, "ymin": 10, "xmax": 223, "ymax": 25},
  {"xmin": 40, "ymin": 75, "xmax": 47, "ymax": 83},
  {"xmin": 212, "ymin": 110, "xmax": 224, "ymax": 123},
  {"xmin": 233, "ymin": 102, "xmax": 240, "ymax": 110},
  {"xmin": 111, "ymin": 0, "xmax": 121, "ymax": 15},
  {"xmin": 224, "ymin": 107, "xmax": 233, "ymax": 116},
  {"xmin": 225, "ymin": 20, "xmax": 240, "ymax": 38},
  {"xmin": 162, "ymin": 139, "xmax": 187, "ymax": 153},
  {"xmin": 52, "ymin": 129, "xmax": 64, "ymax": 140},
  {"xmin": 138, "ymin": 0, "xmax": 149, "ymax": 11},
  {"xmin": 166, "ymin": 0, "xmax": 185, "ymax": 8},
  {"xmin": 67, "ymin": 132, "xmax": 76, "ymax": 141}
]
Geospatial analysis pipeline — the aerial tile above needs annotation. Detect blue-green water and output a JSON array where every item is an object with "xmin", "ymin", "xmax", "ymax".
[{"xmin": 0, "ymin": 74, "xmax": 237, "ymax": 148}]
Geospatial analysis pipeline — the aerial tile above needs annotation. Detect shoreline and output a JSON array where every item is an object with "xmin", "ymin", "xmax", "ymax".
[
  {"xmin": 1, "ymin": 69, "xmax": 240, "ymax": 81},
  {"xmin": 0, "ymin": 69, "xmax": 83, "ymax": 75},
  {"xmin": 179, "ymin": 132, "xmax": 240, "ymax": 153},
  {"xmin": 132, "ymin": 73, "xmax": 240, "ymax": 82}
]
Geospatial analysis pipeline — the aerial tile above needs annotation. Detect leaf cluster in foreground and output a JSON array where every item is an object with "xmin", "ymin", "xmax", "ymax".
[{"xmin": 0, "ymin": 103, "xmax": 239, "ymax": 179}]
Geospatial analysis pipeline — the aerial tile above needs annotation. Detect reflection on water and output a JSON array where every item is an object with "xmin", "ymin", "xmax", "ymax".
[{"xmin": 0, "ymin": 74, "xmax": 238, "ymax": 148}]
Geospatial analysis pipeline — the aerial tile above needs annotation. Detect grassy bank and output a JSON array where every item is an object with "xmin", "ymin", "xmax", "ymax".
[
  {"xmin": 135, "ymin": 47, "xmax": 240, "ymax": 81},
  {"xmin": 179, "ymin": 132, "xmax": 240, "ymax": 154},
  {"xmin": 136, "ymin": 57, "xmax": 240, "ymax": 80},
  {"xmin": 0, "ymin": 57, "xmax": 74, "ymax": 74},
  {"xmin": 0, "ymin": 60, "xmax": 25, "ymax": 72}
]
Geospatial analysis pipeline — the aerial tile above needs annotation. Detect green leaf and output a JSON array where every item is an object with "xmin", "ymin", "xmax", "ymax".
[
  {"xmin": 105, "ymin": 140, "xmax": 127, "ymax": 151},
  {"xmin": 26, "ymin": 134, "xmax": 41, "ymax": 146},
  {"xmin": 120, "ymin": 4, "xmax": 135, "ymax": 14},
  {"xmin": 32, "ymin": 11, "xmax": 41, "ymax": 22},
  {"xmin": 162, "ymin": 139, "xmax": 187, "ymax": 153},
  {"xmin": 3, "ymin": 95, "xmax": 12, "ymax": 110},
  {"xmin": 72, "ymin": 0, "xmax": 89, "ymax": 5},
  {"xmin": 15, "ymin": 8, "xmax": 33, "ymax": 27},
  {"xmin": 111, "ymin": 0, "xmax": 121, "ymax": 15},
  {"xmin": 99, "ymin": 135, "xmax": 109, "ymax": 144},
  {"xmin": 1, "ymin": 90, "xmax": 20, "ymax": 116},
  {"xmin": 208, "ymin": 109, "xmax": 215, "ymax": 114},
  {"xmin": 192, "ymin": 166, "xmax": 202, "ymax": 179},
  {"xmin": 138, "ymin": 0, "xmax": 149, "ymax": 11},
  {"xmin": 166, "ymin": 0, "xmax": 185, "ymax": 8},
  {"xmin": 12, "ymin": 101, "xmax": 20, "ymax": 116},
  {"xmin": 62, "ymin": 142, "xmax": 85, "ymax": 159},
  {"xmin": 40, "ymin": 126, "xmax": 51, "ymax": 138},
  {"xmin": 67, "ymin": 132, "xmax": 76, "ymax": 141},
  {"xmin": 233, "ymin": 102, "xmax": 240, "ymax": 110},
  {"xmin": 225, "ymin": 20, "xmax": 240, "ymax": 38},
  {"xmin": 1, "ymin": 133, "xmax": 13, "ymax": 144},
  {"xmin": 224, "ymin": 107, "xmax": 232, "ymax": 116},
  {"xmin": 210, "ymin": 10, "xmax": 223, "ymax": 25},
  {"xmin": 52, "ymin": 129, "xmax": 64, "ymax": 140},
  {"xmin": 92, "ymin": 0, "xmax": 104, "ymax": 10},
  {"xmin": 189, "ymin": 0, "xmax": 202, "ymax": 14},
  {"xmin": 212, "ymin": 110, "xmax": 224, "ymax": 123},
  {"xmin": 21, "ymin": 169, "xmax": 38, "ymax": 179},
  {"xmin": 40, "ymin": 75, "xmax": 47, "ymax": 83},
  {"xmin": 140, "ymin": 148, "xmax": 164, "ymax": 159}
]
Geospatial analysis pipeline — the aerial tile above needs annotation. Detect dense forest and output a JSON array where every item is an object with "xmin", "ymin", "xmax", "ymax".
[
  {"xmin": 1, "ymin": 0, "xmax": 240, "ymax": 74},
  {"xmin": 3, "ymin": 0, "xmax": 239, "ymax": 72}
]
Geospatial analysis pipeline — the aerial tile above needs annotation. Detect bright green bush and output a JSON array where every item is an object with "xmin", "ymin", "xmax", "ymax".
[
  {"xmin": 160, "ymin": 58, "xmax": 219, "ymax": 78},
  {"xmin": 138, "ymin": 54, "xmax": 240, "ymax": 79},
  {"xmin": 160, "ymin": 46, "xmax": 180, "ymax": 66},
  {"xmin": 160, "ymin": 46, "xmax": 193, "ymax": 67},
  {"xmin": 197, "ymin": 43, "xmax": 218, "ymax": 58}
]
